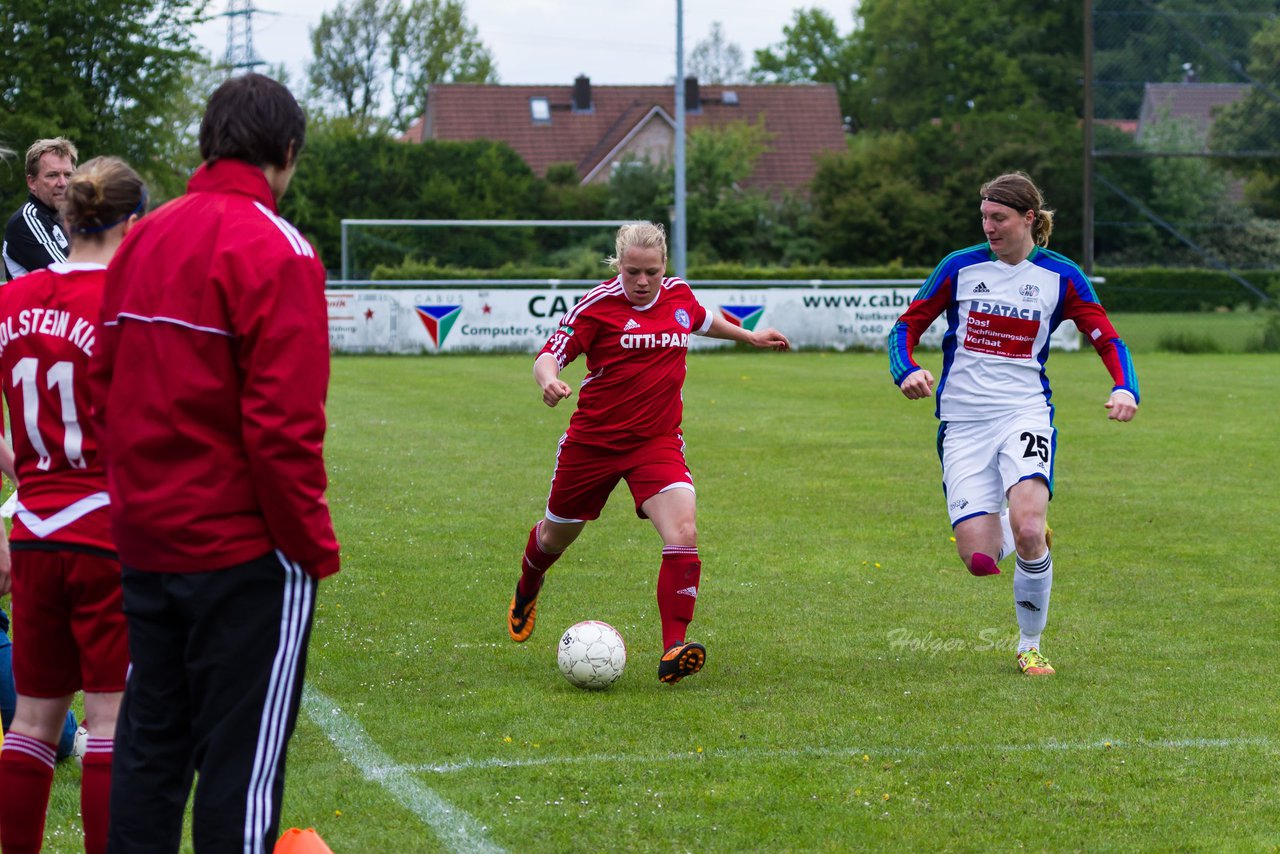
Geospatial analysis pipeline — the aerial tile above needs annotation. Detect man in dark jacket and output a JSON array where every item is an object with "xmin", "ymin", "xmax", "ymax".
[{"xmin": 3, "ymin": 138, "xmax": 77, "ymax": 281}]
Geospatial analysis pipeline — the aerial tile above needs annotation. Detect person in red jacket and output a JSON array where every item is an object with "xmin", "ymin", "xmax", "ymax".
[
  {"xmin": 90, "ymin": 74, "xmax": 339, "ymax": 853},
  {"xmin": 0, "ymin": 155, "xmax": 144, "ymax": 854}
]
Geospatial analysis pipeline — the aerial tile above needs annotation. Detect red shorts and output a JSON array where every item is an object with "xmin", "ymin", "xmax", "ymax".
[
  {"xmin": 10, "ymin": 549, "xmax": 129, "ymax": 697},
  {"xmin": 546, "ymin": 433, "xmax": 694, "ymax": 522}
]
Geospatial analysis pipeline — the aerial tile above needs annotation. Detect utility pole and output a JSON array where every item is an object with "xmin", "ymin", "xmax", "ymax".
[
  {"xmin": 223, "ymin": 0, "xmax": 267, "ymax": 74},
  {"xmin": 673, "ymin": 0, "xmax": 688, "ymax": 277},
  {"xmin": 1082, "ymin": 0, "xmax": 1095, "ymax": 274}
]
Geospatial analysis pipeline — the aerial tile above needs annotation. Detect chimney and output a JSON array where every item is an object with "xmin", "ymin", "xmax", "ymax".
[
  {"xmin": 572, "ymin": 74, "xmax": 592, "ymax": 111},
  {"xmin": 684, "ymin": 75, "xmax": 700, "ymax": 112}
]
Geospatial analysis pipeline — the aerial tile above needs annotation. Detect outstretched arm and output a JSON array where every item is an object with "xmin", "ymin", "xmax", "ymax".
[{"xmin": 703, "ymin": 314, "xmax": 790, "ymax": 350}]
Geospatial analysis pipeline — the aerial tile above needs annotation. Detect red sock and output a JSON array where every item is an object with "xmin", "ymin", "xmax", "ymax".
[
  {"xmin": 517, "ymin": 521, "xmax": 562, "ymax": 598},
  {"xmin": 656, "ymin": 546, "xmax": 701, "ymax": 649},
  {"xmin": 969, "ymin": 552, "xmax": 1001, "ymax": 576},
  {"xmin": 0, "ymin": 733, "xmax": 57, "ymax": 854},
  {"xmin": 81, "ymin": 737, "xmax": 114, "ymax": 854}
]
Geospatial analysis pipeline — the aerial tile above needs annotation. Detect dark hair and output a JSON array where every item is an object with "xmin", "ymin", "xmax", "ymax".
[
  {"xmin": 198, "ymin": 74, "xmax": 306, "ymax": 169},
  {"xmin": 61, "ymin": 156, "xmax": 147, "ymax": 240},
  {"xmin": 980, "ymin": 172, "xmax": 1055, "ymax": 247}
]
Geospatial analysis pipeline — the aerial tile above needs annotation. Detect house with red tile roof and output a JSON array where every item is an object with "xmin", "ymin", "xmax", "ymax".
[
  {"xmin": 402, "ymin": 76, "xmax": 847, "ymax": 194},
  {"xmin": 1136, "ymin": 82, "xmax": 1250, "ymax": 147}
]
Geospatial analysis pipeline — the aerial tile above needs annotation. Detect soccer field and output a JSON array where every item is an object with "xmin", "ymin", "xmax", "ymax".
[{"xmin": 40, "ymin": 348, "xmax": 1279, "ymax": 852}]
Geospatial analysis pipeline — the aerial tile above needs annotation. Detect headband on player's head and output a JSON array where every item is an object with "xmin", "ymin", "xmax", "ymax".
[
  {"xmin": 982, "ymin": 195, "xmax": 1031, "ymax": 214},
  {"xmin": 72, "ymin": 189, "xmax": 148, "ymax": 235}
]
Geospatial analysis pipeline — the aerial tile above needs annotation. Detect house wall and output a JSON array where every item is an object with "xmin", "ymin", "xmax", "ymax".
[{"xmin": 586, "ymin": 120, "xmax": 674, "ymax": 185}]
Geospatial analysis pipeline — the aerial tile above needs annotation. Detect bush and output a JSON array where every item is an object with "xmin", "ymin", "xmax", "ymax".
[
  {"xmin": 1246, "ymin": 310, "xmax": 1280, "ymax": 353},
  {"xmin": 1155, "ymin": 331, "xmax": 1223, "ymax": 354},
  {"xmin": 1095, "ymin": 268, "xmax": 1280, "ymax": 312}
]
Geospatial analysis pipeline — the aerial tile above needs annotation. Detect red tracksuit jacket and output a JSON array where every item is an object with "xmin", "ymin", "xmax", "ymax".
[{"xmin": 92, "ymin": 159, "xmax": 340, "ymax": 579}]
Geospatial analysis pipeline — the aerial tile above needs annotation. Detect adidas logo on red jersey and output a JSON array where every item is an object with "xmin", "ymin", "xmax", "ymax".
[{"xmin": 623, "ymin": 318, "xmax": 641, "ymax": 331}]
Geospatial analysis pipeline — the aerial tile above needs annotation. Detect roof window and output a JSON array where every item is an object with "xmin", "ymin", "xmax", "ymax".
[{"xmin": 530, "ymin": 97, "xmax": 551, "ymax": 124}]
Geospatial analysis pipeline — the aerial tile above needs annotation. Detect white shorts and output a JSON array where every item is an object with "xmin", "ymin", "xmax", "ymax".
[{"xmin": 938, "ymin": 409, "xmax": 1056, "ymax": 526}]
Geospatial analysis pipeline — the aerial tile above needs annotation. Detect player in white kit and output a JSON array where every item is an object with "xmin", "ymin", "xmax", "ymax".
[{"xmin": 888, "ymin": 172, "xmax": 1139, "ymax": 676}]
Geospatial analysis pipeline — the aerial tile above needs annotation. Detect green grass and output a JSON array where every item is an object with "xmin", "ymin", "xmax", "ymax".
[
  {"xmin": 37, "ymin": 348, "xmax": 1280, "ymax": 852},
  {"xmin": 1110, "ymin": 310, "xmax": 1275, "ymax": 353}
]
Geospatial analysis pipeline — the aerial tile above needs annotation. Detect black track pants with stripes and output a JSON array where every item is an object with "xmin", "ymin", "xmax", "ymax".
[{"xmin": 107, "ymin": 552, "xmax": 317, "ymax": 854}]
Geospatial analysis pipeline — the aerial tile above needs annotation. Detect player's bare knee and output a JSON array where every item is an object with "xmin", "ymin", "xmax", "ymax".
[
  {"xmin": 668, "ymin": 520, "xmax": 697, "ymax": 547},
  {"xmin": 1013, "ymin": 521, "xmax": 1047, "ymax": 556}
]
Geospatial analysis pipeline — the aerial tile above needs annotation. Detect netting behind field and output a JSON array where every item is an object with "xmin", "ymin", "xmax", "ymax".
[{"xmin": 1091, "ymin": 0, "xmax": 1280, "ymax": 282}]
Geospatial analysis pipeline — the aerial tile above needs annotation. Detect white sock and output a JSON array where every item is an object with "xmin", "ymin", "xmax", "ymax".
[
  {"xmin": 1014, "ymin": 550, "xmax": 1052, "ymax": 652},
  {"xmin": 998, "ymin": 509, "xmax": 1015, "ymax": 563}
]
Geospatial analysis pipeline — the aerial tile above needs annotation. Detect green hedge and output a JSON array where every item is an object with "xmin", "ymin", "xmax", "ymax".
[
  {"xmin": 366, "ymin": 260, "xmax": 1280, "ymax": 312},
  {"xmin": 1088, "ymin": 268, "xmax": 1280, "ymax": 312}
]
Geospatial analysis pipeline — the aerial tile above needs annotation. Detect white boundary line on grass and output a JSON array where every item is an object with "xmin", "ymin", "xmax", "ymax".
[
  {"xmin": 401, "ymin": 736, "xmax": 1273, "ymax": 775},
  {"xmin": 302, "ymin": 685, "xmax": 507, "ymax": 854}
]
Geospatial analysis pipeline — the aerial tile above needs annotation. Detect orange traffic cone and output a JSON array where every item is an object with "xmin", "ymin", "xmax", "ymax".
[{"xmin": 274, "ymin": 827, "xmax": 335, "ymax": 854}]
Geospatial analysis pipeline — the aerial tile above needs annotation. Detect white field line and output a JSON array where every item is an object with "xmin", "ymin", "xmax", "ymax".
[
  {"xmin": 302, "ymin": 685, "xmax": 507, "ymax": 854},
  {"xmin": 402, "ymin": 736, "xmax": 1274, "ymax": 775}
]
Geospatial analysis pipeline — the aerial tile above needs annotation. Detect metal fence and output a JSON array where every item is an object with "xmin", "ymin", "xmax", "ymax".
[{"xmin": 1086, "ymin": 0, "xmax": 1280, "ymax": 297}]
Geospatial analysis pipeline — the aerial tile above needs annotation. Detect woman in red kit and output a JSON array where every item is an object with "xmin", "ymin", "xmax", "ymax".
[
  {"xmin": 506, "ymin": 222, "xmax": 790, "ymax": 684},
  {"xmin": 0, "ymin": 156, "xmax": 144, "ymax": 854}
]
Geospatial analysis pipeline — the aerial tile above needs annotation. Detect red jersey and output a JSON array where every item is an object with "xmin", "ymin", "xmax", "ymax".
[
  {"xmin": 91, "ymin": 160, "xmax": 339, "ymax": 579},
  {"xmin": 0, "ymin": 263, "xmax": 112, "ymax": 550},
  {"xmin": 540, "ymin": 276, "xmax": 711, "ymax": 450}
]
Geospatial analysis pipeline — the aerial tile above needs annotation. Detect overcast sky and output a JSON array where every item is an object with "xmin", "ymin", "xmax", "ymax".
[{"xmin": 194, "ymin": 0, "xmax": 859, "ymax": 87}]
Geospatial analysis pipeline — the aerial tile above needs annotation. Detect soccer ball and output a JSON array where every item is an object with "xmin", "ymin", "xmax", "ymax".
[
  {"xmin": 72, "ymin": 725, "xmax": 89, "ymax": 766},
  {"xmin": 557, "ymin": 621, "xmax": 626, "ymax": 689}
]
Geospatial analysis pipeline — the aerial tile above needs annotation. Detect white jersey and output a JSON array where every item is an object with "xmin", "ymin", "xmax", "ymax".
[{"xmin": 889, "ymin": 244, "xmax": 1139, "ymax": 422}]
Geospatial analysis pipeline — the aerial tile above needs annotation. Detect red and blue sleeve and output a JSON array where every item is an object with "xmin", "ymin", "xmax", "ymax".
[
  {"xmin": 1063, "ymin": 275, "xmax": 1140, "ymax": 403},
  {"xmin": 888, "ymin": 265, "xmax": 953, "ymax": 386}
]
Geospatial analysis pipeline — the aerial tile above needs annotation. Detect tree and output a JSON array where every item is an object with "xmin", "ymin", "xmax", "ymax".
[
  {"xmin": 1094, "ymin": 0, "xmax": 1273, "ymax": 119},
  {"xmin": 0, "ymin": 0, "xmax": 205, "ymax": 214},
  {"xmin": 1209, "ymin": 16, "xmax": 1280, "ymax": 217},
  {"xmin": 389, "ymin": 0, "xmax": 496, "ymax": 130},
  {"xmin": 811, "ymin": 109, "xmax": 1085, "ymax": 265},
  {"xmin": 601, "ymin": 121, "xmax": 813, "ymax": 265},
  {"xmin": 685, "ymin": 119, "xmax": 775, "ymax": 261},
  {"xmin": 688, "ymin": 22, "xmax": 746, "ymax": 84},
  {"xmin": 603, "ymin": 157, "xmax": 672, "ymax": 228},
  {"xmin": 750, "ymin": 8, "xmax": 860, "ymax": 127},
  {"xmin": 281, "ymin": 122, "xmax": 543, "ymax": 273},
  {"xmin": 307, "ymin": 0, "xmax": 394, "ymax": 131},
  {"xmin": 307, "ymin": 0, "xmax": 495, "ymax": 134},
  {"xmin": 850, "ymin": 0, "xmax": 1082, "ymax": 130},
  {"xmin": 810, "ymin": 131, "xmax": 951, "ymax": 265}
]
